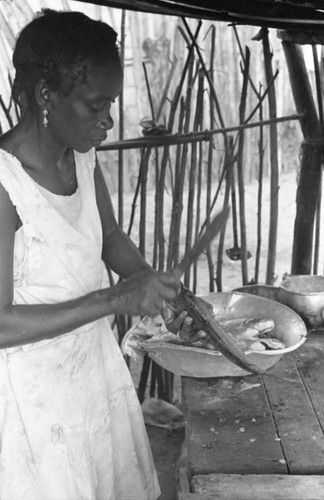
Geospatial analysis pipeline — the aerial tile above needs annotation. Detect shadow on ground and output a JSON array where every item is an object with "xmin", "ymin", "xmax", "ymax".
[{"xmin": 147, "ymin": 425, "xmax": 185, "ymax": 500}]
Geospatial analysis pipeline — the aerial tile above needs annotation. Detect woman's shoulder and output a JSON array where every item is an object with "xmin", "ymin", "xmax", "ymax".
[{"xmin": 0, "ymin": 129, "xmax": 22, "ymax": 165}]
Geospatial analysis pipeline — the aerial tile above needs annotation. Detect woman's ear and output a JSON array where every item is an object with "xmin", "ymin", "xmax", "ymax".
[{"xmin": 34, "ymin": 79, "xmax": 51, "ymax": 107}]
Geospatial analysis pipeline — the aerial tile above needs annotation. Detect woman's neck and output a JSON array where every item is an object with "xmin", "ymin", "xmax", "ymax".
[{"xmin": 2, "ymin": 114, "xmax": 69, "ymax": 171}]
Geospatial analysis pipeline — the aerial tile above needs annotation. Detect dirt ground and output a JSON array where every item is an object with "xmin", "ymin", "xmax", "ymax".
[{"xmin": 126, "ymin": 169, "xmax": 320, "ymax": 500}]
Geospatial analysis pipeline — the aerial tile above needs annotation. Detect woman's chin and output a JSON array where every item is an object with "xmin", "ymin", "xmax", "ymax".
[{"xmin": 73, "ymin": 142, "xmax": 98, "ymax": 153}]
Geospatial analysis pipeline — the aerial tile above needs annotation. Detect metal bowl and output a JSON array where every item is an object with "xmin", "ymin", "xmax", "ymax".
[
  {"xmin": 234, "ymin": 284, "xmax": 281, "ymax": 302},
  {"xmin": 123, "ymin": 292, "xmax": 307, "ymax": 378},
  {"xmin": 279, "ymin": 275, "xmax": 324, "ymax": 329}
]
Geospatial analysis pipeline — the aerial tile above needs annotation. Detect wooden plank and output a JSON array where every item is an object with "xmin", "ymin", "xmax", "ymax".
[
  {"xmin": 188, "ymin": 473, "xmax": 324, "ymax": 500},
  {"xmin": 182, "ymin": 376, "xmax": 286, "ymax": 475},
  {"xmin": 294, "ymin": 332, "xmax": 324, "ymax": 431},
  {"xmin": 181, "ymin": 335, "xmax": 324, "ymax": 479},
  {"xmin": 278, "ymin": 30, "xmax": 324, "ymax": 45},
  {"xmin": 262, "ymin": 336, "xmax": 324, "ymax": 474},
  {"xmin": 178, "ymin": 495, "xmax": 219, "ymax": 500}
]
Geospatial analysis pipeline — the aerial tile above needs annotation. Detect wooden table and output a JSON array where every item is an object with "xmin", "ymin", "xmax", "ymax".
[{"xmin": 179, "ymin": 332, "xmax": 324, "ymax": 500}]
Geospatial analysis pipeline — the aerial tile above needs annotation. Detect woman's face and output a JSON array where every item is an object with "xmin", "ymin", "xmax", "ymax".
[{"xmin": 48, "ymin": 60, "xmax": 123, "ymax": 153}]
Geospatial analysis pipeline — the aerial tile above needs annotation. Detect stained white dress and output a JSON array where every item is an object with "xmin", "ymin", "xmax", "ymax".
[{"xmin": 0, "ymin": 148, "xmax": 160, "ymax": 500}]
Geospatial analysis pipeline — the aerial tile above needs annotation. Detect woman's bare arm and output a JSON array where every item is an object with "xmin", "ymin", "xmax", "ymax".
[{"xmin": 94, "ymin": 157, "xmax": 154, "ymax": 278}]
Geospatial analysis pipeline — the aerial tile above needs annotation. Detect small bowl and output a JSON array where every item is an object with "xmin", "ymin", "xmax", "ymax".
[
  {"xmin": 279, "ymin": 275, "xmax": 324, "ymax": 329},
  {"xmin": 123, "ymin": 292, "xmax": 307, "ymax": 378}
]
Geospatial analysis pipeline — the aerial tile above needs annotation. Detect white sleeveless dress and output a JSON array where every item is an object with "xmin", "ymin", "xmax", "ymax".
[{"xmin": 0, "ymin": 148, "xmax": 160, "ymax": 500}]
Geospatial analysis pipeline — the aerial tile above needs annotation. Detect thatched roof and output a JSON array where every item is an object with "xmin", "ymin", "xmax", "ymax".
[{"xmin": 72, "ymin": 0, "xmax": 324, "ymax": 34}]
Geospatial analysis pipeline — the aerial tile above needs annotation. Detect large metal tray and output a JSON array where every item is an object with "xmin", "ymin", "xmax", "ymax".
[{"xmin": 123, "ymin": 292, "xmax": 307, "ymax": 378}]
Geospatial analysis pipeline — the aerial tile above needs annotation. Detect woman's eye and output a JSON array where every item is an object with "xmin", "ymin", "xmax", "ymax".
[
  {"xmin": 88, "ymin": 100, "xmax": 113, "ymax": 113},
  {"xmin": 89, "ymin": 104, "xmax": 104, "ymax": 113}
]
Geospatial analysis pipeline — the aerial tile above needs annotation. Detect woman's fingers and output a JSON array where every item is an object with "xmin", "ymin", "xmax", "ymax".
[
  {"xmin": 115, "ymin": 268, "xmax": 182, "ymax": 317},
  {"xmin": 161, "ymin": 306, "xmax": 187, "ymax": 333}
]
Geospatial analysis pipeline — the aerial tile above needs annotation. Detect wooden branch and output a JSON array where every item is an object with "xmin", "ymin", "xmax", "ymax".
[
  {"xmin": 118, "ymin": 9, "xmax": 126, "ymax": 227},
  {"xmin": 236, "ymin": 46, "xmax": 250, "ymax": 285},
  {"xmin": 97, "ymin": 113, "xmax": 302, "ymax": 151},
  {"xmin": 182, "ymin": 17, "xmax": 226, "ymax": 131},
  {"xmin": 216, "ymin": 141, "xmax": 233, "ymax": 292},
  {"xmin": 206, "ymin": 25, "xmax": 216, "ymax": 293},
  {"xmin": 263, "ymin": 29, "xmax": 279, "ymax": 286},
  {"xmin": 255, "ymin": 82, "xmax": 265, "ymax": 284},
  {"xmin": 0, "ymin": 95, "xmax": 13, "ymax": 129},
  {"xmin": 312, "ymin": 45, "xmax": 323, "ymax": 274}
]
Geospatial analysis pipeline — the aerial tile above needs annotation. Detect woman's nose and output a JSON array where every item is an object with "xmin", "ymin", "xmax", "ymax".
[
  {"xmin": 96, "ymin": 115, "xmax": 114, "ymax": 131},
  {"xmin": 96, "ymin": 103, "xmax": 114, "ymax": 131}
]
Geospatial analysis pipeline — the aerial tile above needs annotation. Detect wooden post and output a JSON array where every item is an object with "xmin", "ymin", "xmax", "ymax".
[{"xmin": 281, "ymin": 40, "xmax": 323, "ymax": 274}]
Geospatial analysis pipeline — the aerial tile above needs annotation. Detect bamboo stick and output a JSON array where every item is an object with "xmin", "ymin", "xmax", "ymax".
[
  {"xmin": 160, "ymin": 28, "xmax": 200, "ymax": 271},
  {"xmin": 236, "ymin": 47, "xmax": 250, "ymax": 285},
  {"xmin": 164, "ymin": 26, "xmax": 201, "ymax": 270},
  {"xmin": 244, "ymin": 69, "xmax": 279, "ymax": 124},
  {"xmin": 193, "ymin": 137, "xmax": 204, "ymax": 292},
  {"xmin": 199, "ymin": 164, "xmax": 227, "ymax": 237},
  {"xmin": 167, "ymin": 98, "xmax": 186, "ymax": 269},
  {"xmin": 98, "ymin": 113, "xmax": 302, "ymax": 151},
  {"xmin": 152, "ymin": 148, "xmax": 160, "ymax": 269},
  {"xmin": 255, "ymin": 83, "xmax": 265, "ymax": 284},
  {"xmin": 118, "ymin": 10, "xmax": 126, "ymax": 228},
  {"xmin": 149, "ymin": 361, "xmax": 156, "ymax": 398},
  {"xmin": 205, "ymin": 24, "xmax": 216, "ymax": 293},
  {"xmin": 137, "ymin": 355, "xmax": 151, "ymax": 403},
  {"xmin": 155, "ymin": 56, "xmax": 178, "ymax": 123},
  {"xmin": 0, "ymin": 95, "xmax": 13, "ymax": 129},
  {"xmin": 138, "ymin": 63, "xmax": 156, "ymax": 258},
  {"xmin": 233, "ymin": 24, "xmax": 259, "ymax": 97},
  {"xmin": 164, "ymin": 369, "xmax": 174, "ymax": 404},
  {"xmin": 216, "ymin": 140, "xmax": 233, "ymax": 291},
  {"xmin": 182, "ymin": 17, "xmax": 226, "ymax": 131},
  {"xmin": 126, "ymin": 149, "xmax": 144, "ymax": 236},
  {"xmin": 143, "ymin": 62, "xmax": 156, "ymax": 121},
  {"xmin": 311, "ymin": 45, "xmax": 323, "ymax": 275},
  {"xmin": 185, "ymin": 68, "xmax": 204, "ymax": 289},
  {"xmin": 179, "ymin": 52, "xmax": 195, "ymax": 286},
  {"xmin": 262, "ymin": 29, "xmax": 279, "ymax": 285}
]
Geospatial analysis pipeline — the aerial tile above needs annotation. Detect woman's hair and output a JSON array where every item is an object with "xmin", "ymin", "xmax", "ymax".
[{"xmin": 12, "ymin": 9, "xmax": 121, "ymax": 106}]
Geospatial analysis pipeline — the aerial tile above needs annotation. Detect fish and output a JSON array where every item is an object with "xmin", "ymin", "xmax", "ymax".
[
  {"xmin": 219, "ymin": 316, "xmax": 275, "ymax": 338},
  {"xmin": 171, "ymin": 284, "xmax": 296, "ymax": 383}
]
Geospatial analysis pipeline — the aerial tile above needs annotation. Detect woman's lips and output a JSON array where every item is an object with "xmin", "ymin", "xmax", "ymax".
[{"xmin": 92, "ymin": 136, "xmax": 107, "ymax": 146}]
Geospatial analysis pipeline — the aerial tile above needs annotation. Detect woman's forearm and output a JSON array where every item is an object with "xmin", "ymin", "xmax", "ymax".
[
  {"xmin": 0, "ymin": 267, "xmax": 180, "ymax": 349},
  {"xmin": 0, "ymin": 287, "xmax": 119, "ymax": 349},
  {"xmin": 102, "ymin": 227, "xmax": 152, "ymax": 279}
]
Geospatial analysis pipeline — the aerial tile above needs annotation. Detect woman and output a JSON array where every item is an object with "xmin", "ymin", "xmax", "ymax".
[{"xmin": 0, "ymin": 9, "xmax": 183, "ymax": 500}]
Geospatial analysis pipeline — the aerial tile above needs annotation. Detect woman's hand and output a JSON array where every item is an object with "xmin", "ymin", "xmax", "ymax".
[
  {"xmin": 113, "ymin": 268, "xmax": 180, "ymax": 317},
  {"xmin": 161, "ymin": 302, "xmax": 208, "ymax": 344}
]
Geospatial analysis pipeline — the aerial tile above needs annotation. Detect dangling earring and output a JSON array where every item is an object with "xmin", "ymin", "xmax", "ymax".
[{"xmin": 42, "ymin": 107, "xmax": 49, "ymax": 128}]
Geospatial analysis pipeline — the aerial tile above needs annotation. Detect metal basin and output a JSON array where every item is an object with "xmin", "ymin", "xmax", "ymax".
[
  {"xmin": 234, "ymin": 284, "xmax": 281, "ymax": 302},
  {"xmin": 279, "ymin": 275, "xmax": 324, "ymax": 329},
  {"xmin": 123, "ymin": 292, "xmax": 307, "ymax": 378}
]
